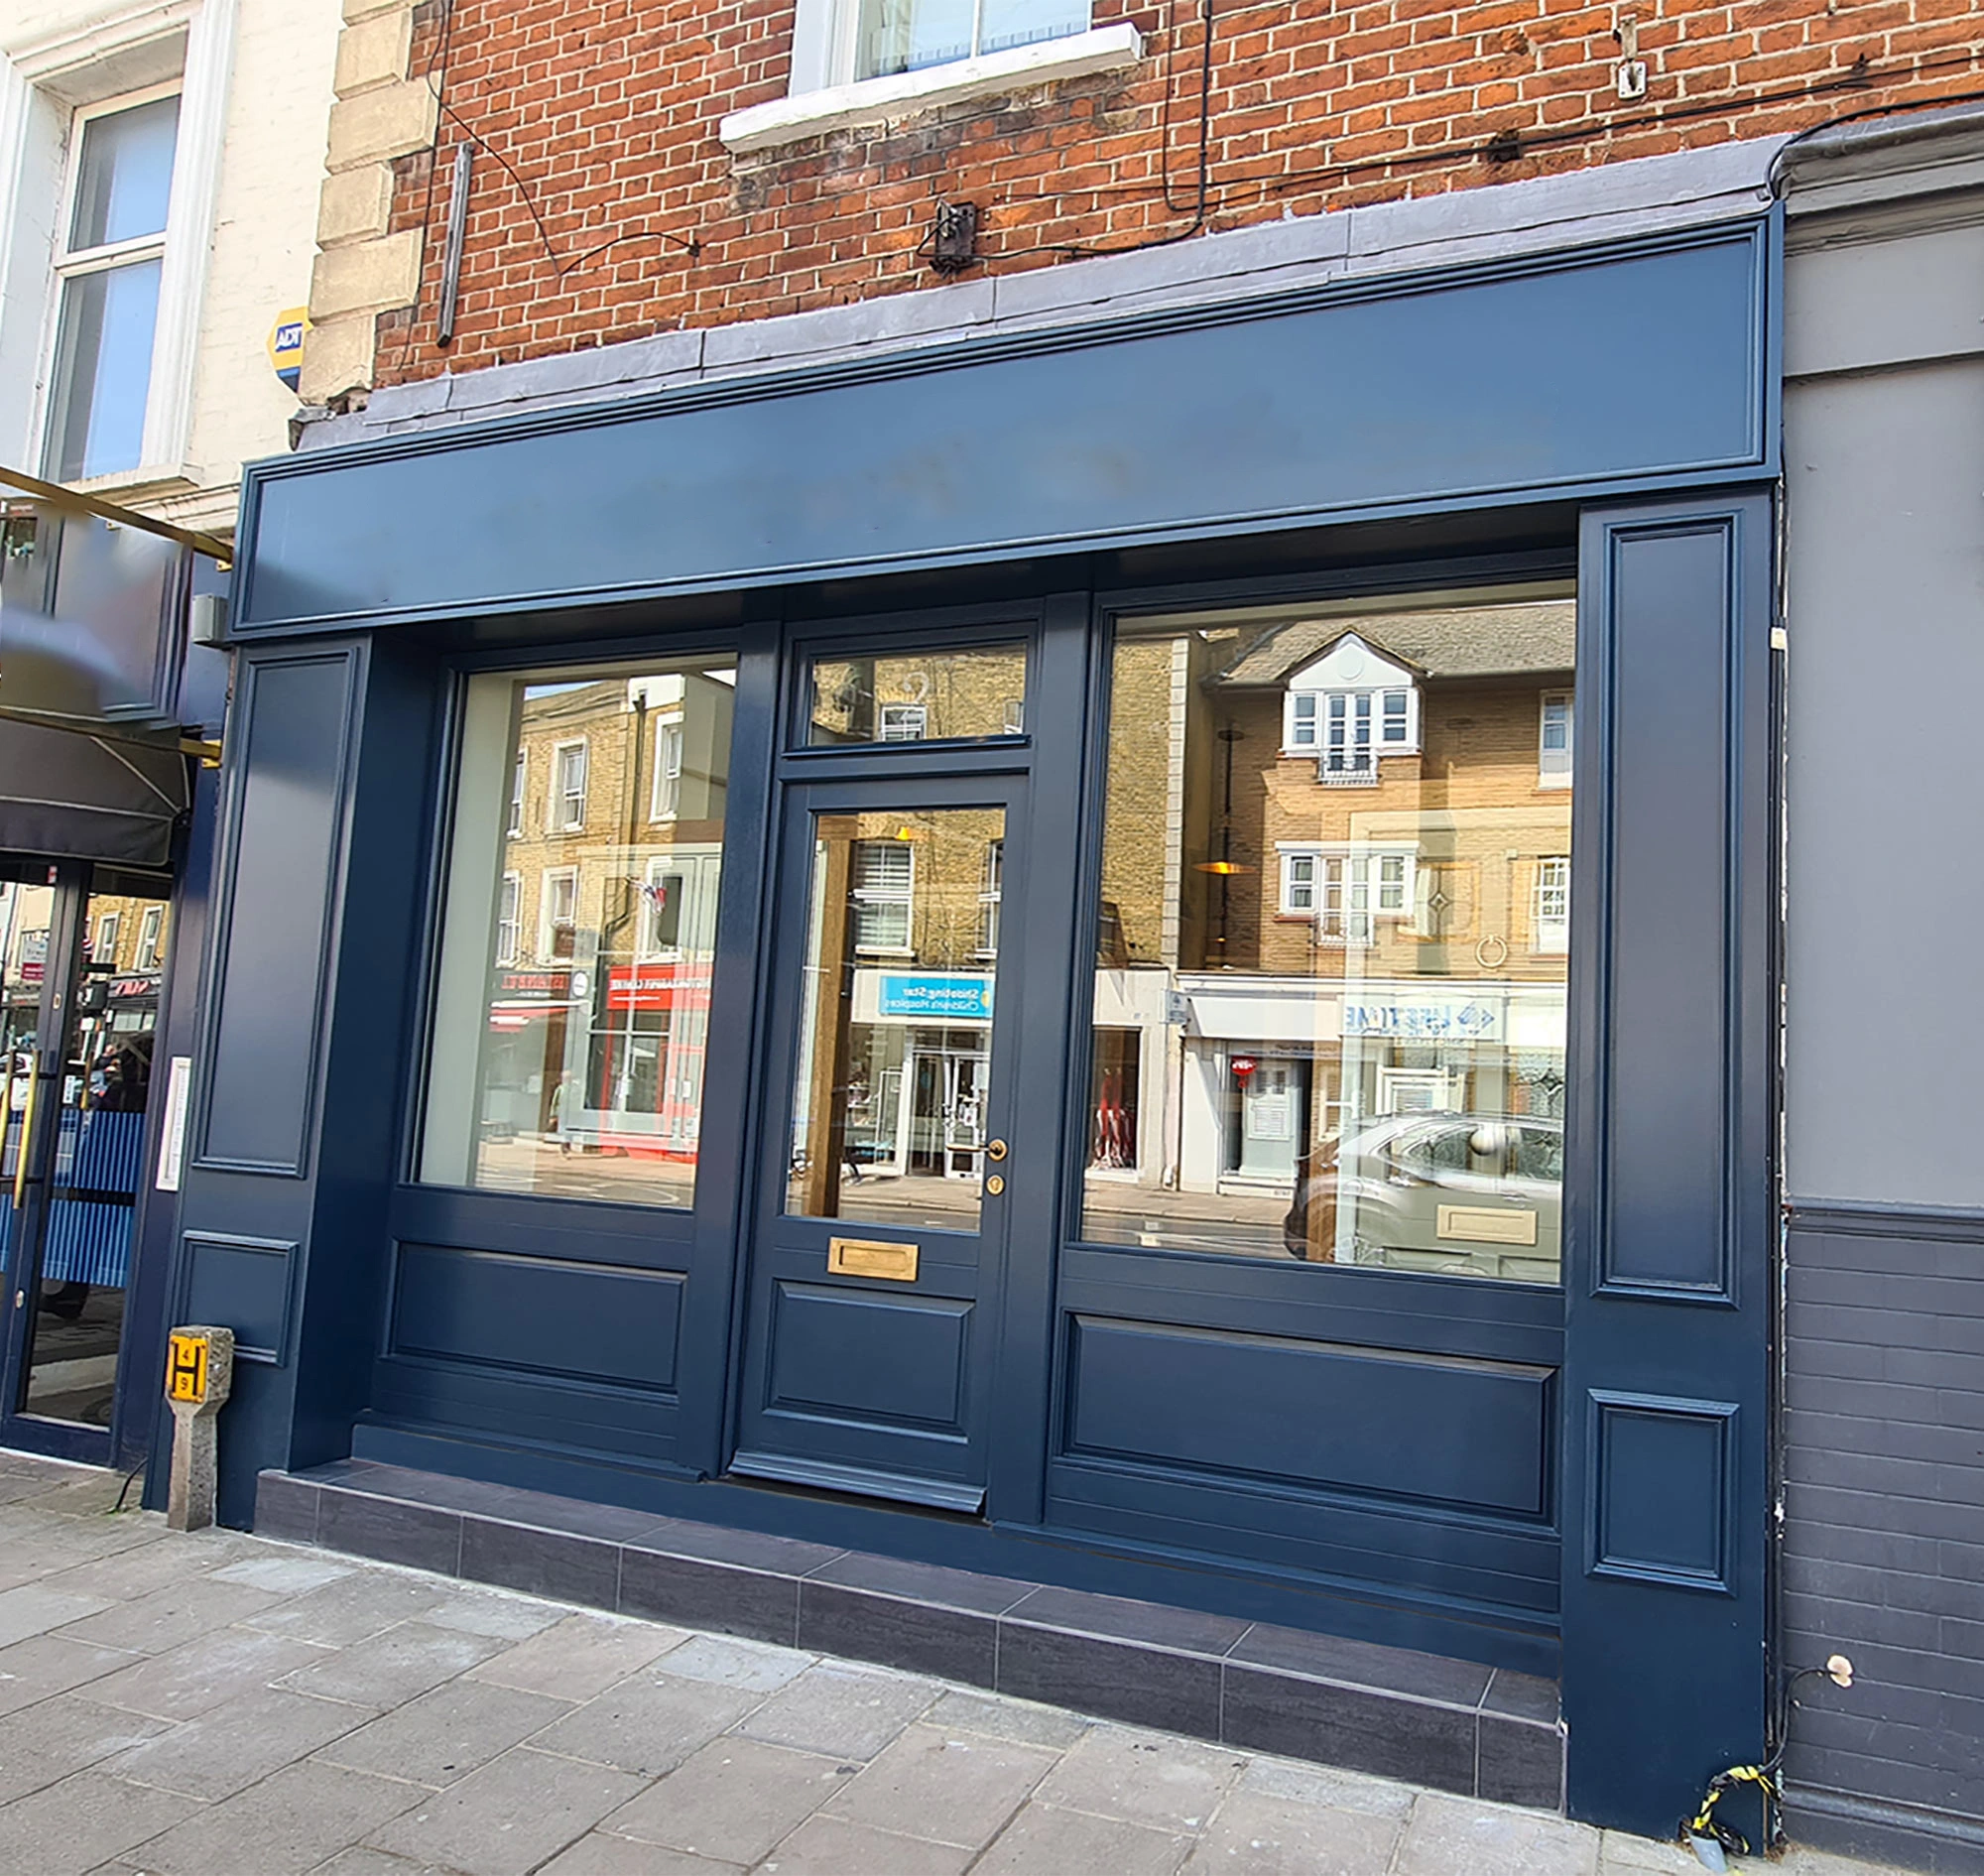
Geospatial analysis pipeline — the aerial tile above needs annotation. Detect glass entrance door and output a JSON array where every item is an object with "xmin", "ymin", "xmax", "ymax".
[
  {"xmin": 730, "ymin": 778, "xmax": 1025, "ymax": 1512},
  {"xmin": 0, "ymin": 864, "xmax": 169, "ymax": 1450}
]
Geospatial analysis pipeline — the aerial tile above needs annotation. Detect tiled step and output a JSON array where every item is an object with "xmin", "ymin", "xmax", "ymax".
[{"xmin": 256, "ymin": 1458, "xmax": 1563, "ymax": 1810}]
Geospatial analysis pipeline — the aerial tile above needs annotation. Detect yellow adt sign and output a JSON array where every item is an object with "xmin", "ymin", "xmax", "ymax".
[
  {"xmin": 166, "ymin": 1331, "xmax": 209, "ymax": 1405},
  {"xmin": 269, "ymin": 307, "xmax": 310, "ymax": 392}
]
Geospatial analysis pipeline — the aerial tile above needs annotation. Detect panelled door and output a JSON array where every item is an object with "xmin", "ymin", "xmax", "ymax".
[{"xmin": 730, "ymin": 772, "xmax": 1027, "ymax": 1511}]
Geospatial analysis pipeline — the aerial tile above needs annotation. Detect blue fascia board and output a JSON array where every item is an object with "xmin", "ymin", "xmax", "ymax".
[{"xmin": 234, "ymin": 218, "xmax": 1777, "ymax": 636}]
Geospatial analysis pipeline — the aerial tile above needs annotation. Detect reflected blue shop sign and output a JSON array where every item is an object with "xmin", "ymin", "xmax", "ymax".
[
  {"xmin": 877, "ymin": 973, "xmax": 993, "ymax": 1020},
  {"xmin": 1343, "ymin": 999, "xmax": 1498, "ymax": 1039}
]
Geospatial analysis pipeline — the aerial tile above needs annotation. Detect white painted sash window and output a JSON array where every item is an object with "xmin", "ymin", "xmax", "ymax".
[
  {"xmin": 1280, "ymin": 845, "xmax": 1416, "ymax": 944},
  {"xmin": 1533, "ymin": 856, "xmax": 1570, "ymax": 953},
  {"xmin": 1539, "ymin": 689, "xmax": 1572, "ymax": 787},
  {"xmin": 852, "ymin": 840, "xmax": 914, "ymax": 952},
  {"xmin": 550, "ymin": 740, "xmax": 587, "ymax": 830}
]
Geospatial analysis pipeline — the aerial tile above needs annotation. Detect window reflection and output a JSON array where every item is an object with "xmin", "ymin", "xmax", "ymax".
[
  {"xmin": 422, "ymin": 663, "xmax": 734, "ymax": 1207},
  {"xmin": 808, "ymin": 644, "xmax": 1027, "ymax": 747},
  {"xmin": 1083, "ymin": 593, "xmax": 1574, "ymax": 1285},
  {"xmin": 788, "ymin": 808, "xmax": 1006, "ymax": 1232}
]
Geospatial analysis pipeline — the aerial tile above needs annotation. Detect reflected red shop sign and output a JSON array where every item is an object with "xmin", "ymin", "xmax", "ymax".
[
  {"xmin": 108, "ymin": 972, "xmax": 162, "ymax": 1001},
  {"xmin": 497, "ymin": 969, "xmax": 571, "ymax": 999},
  {"xmin": 607, "ymin": 961, "xmax": 713, "ymax": 1012}
]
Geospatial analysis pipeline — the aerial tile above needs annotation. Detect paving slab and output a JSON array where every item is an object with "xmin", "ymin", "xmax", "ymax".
[
  {"xmin": 105, "ymin": 1684, "xmax": 367, "ymax": 1800},
  {"xmin": 756, "ymin": 1813, "xmax": 974, "ymax": 1875},
  {"xmin": 240, "ymin": 1569, "xmax": 454, "ymax": 1647},
  {"xmin": 823, "ymin": 1721, "xmax": 1059, "ymax": 1850},
  {"xmin": 127, "ymin": 1758, "xmax": 420, "ymax": 1876},
  {"xmin": 1178, "ymin": 1789, "xmax": 1405, "ymax": 1876},
  {"xmin": 526, "ymin": 1671, "xmax": 763, "ymax": 1778},
  {"xmin": 972, "ymin": 1800, "xmax": 1195, "ymax": 1876},
  {"xmin": 84, "ymin": 1624, "xmax": 329, "ymax": 1720},
  {"xmin": 314, "ymin": 1675, "xmax": 575, "ymax": 1787},
  {"xmin": 1393, "ymin": 1790, "xmax": 1602, "ymax": 1876},
  {"xmin": 600, "ymin": 1735, "xmax": 852, "ymax": 1862},
  {"xmin": 53, "ymin": 1574, "xmax": 285, "ymax": 1653},
  {"xmin": 0, "ymin": 1582, "xmax": 117, "ymax": 1648},
  {"xmin": 466, "ymin": 1609, "xmax": 685, "ymax": 1700},
  {"xmin": 540, "ymin": 1836, "xmax": 745, "ymax": 1875},
  {"xmin": 1028, "ymin": 1722, "xmax": 1242, "ymax": 1831},
  {"xmin": 739, "ymin": 1661, "xmax": 941, "ymax": 1761},
  {"xmin": 0, "ymin": 1768, "xmax": 202, "ymax": 1876},
  {"xmin": 0, "ymin": 1634, "xmax": 141, "ymax": 1716},
  {"xmin": 0, "ymin": 1694, "xmax": 168, "ymax": 1804},
  {"xmin": 275, "ymin": 1619, "xmax": 505, "ymax": 1708},
  {"xmin": 362, "ymin": 1743, "xmax": 646, "ymax": 1876}
]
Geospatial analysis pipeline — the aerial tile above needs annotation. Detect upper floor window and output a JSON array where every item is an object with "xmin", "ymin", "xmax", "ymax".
[
  {"xmin": 508, "ymin": 754, "xmax": 526, "ymax": 834},
  {"xmin": 1533, "ymin": 856, "xmax": 1570, "ymax": 953},
  {"xmin": 851, "ymin": 840, "xmax": 914, "ymax": 952},
  {"xmin": 44, "ymin": 92, "xmax": 180, "ymax": 481},
  {"xmin": 93, "ymin": 910, "xmax": 121, "ymax": 963},
  {"xmin": 1539, "ymin": 690, "xmax": 1572, "ymax": 788},
  {"xmin": 879, "ymin": 703, "xmax": 928, "ymax": 742},
  {"xmin": 1280, "ymin": 845, "xmax": 1416, "ymax": 944},
  {"xmin": 977, "ymin": 838, "xmax": 1003, "ymax": 955},
  {"xmin": 540, "ymin": 867, "xmax": 578, "ymax": 958},
  {"xmin": 495, "ymin": 874, "xmax": 521, "ymax": 965},
  {"xmin": 550, "ymin": 741, "xmax": 587, "ymax": 830},
  {"xmin": 1282, "ymin": 634, "xmax": 1420, "ymax": 781},
  {"xmin": 851, "ymin": 0, "xmax": 1089, "ymax": 79},
  {"xmin": 137, "ymin": 904, "xmax": 166, "ymax": 969},
  {"xmin": 652, "ymin": 718, "xmax": 683, "ymax": 819}
]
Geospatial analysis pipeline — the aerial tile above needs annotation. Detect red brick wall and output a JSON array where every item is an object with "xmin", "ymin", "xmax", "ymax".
[{"xmin": 374, "ymin": 0, "xmax": 1984, "ymax": 385}]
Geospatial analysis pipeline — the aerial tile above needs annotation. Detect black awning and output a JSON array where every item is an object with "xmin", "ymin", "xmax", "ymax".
[{"xmin": 0, "ymin": 717, "xmax": 188, "ymax": 866}]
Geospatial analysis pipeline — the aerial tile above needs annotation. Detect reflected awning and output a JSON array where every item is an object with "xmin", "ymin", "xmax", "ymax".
[{"xmin": 0, "ymin": 716, "xmax": 188, "ymax": 865}]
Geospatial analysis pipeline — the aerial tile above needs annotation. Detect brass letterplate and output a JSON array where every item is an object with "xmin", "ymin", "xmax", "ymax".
[
  {"xmin": 827, "ymin": 1237, "xmax": 920, "ymax": 1282},
  {"xmin": 1436, "ymin": 1204, "xmax": 1540, "ymax": 1247}
]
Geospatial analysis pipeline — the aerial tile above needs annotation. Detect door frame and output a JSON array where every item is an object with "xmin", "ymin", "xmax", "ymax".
[{"xmin": 0, "ymin": 862, "xmax": 111, "ymax": 1463}]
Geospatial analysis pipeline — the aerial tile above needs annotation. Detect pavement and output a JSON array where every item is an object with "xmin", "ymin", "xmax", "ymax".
[{"xmin": 0, "ymin": 1451, "xmax": 1910, "ymax": 1876}]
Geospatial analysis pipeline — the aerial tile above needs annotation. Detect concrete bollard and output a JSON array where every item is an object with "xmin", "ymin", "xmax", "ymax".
[{"xmin": 164, "ymin": 1325, "xmax": 234, "ymax": 1532}]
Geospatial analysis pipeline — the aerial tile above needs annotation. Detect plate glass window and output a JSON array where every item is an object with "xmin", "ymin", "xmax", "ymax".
[
  {"xmin": 44, "ymin": 94, "xmax": 180, "ymax": 481},
  {"xmin": 854, "ymin": 0, "xmax": 1089, "ymax": 78},
  {"xmin": 808, "ymin": 644, "xmax": 1027, "ymax": 746},
  {"xmin": 787, "ymin": 808, "xmax": 1005, "ymax": 1232},
  {"xmin": 1084, "ymin": 590, "xmax": 1575, "ymax": 1284},
  {"xmin": 422, "ymin": 661, "xmax": 736, "ymax": 1207}
]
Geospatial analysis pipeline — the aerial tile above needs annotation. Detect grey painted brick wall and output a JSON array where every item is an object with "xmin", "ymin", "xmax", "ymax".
[{"xmin": 1781, "ymin": 1209, "xmax": 1984, "ymax": 1870}]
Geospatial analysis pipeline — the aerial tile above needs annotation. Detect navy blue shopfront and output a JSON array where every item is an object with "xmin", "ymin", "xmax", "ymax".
[{"xmin": 185, "ymin": 218, "xmax": 1781, "ymax": 1838}]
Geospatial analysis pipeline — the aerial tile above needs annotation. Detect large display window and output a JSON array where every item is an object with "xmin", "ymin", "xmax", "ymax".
[{"xmin": 1082, "ymin": 588, "xmax": 1575, "ymax": 1284}]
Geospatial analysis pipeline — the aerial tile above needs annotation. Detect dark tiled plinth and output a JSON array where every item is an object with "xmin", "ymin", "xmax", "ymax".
[{"xmin": 255, "ymin": 1460, "xmax": 1563, "ymax": 1808}]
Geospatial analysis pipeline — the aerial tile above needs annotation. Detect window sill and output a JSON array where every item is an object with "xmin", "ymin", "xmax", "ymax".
[{"xmin": 719, "ymin": 24, "xmax": 1143, "ymax": 156}]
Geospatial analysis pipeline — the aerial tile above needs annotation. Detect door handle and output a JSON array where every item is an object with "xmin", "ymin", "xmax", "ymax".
[
  {"xmin": 957, "ymin": 1138, "xmax": 1008, "ymax": 1162},
  {"xmin": 12, "ymin": 1068, "xmax": 37, "ymax": 1209}
]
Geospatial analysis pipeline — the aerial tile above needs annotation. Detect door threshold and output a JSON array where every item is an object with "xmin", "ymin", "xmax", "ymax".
[
  {"xmin": 255, "ymin": 1456, "xmax": 1563, "ymax": 1813},
  {"xmin": 727, "ymin": 1448, "xmax": 985, "ymax": 1514}
]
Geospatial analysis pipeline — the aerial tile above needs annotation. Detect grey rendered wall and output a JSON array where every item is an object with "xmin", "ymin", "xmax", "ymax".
[{"xmin": 1782, "ymin": 140, "xmax": 1984, "ymax": 1872}]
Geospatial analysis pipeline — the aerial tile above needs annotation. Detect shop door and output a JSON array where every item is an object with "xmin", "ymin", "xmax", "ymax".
[
  {"xmin": 730, "ymin": 776, "xmax": 1025, "ymax": 1511},
  {"xmin": 0, "ymin": 865, "xmax": 167, "ymax": 1457}
]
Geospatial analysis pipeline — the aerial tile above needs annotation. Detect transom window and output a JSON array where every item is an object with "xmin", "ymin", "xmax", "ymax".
[
  {"xmin": 44, "ymin": 91, "xmax": 180, "ymax": 481},
  {"xmin": 851, "ymin": 0, "xmax": 1090, "ymax": 79}
]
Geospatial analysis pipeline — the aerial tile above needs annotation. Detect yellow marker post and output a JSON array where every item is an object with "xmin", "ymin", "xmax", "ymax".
[{"xmin": 164, "ymin": 1325, "xmax": 234, "ymax": 1531}]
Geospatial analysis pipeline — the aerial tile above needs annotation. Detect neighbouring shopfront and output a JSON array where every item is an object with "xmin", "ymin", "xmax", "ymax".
[{"xmin": 186, "ymin": 211, "xmax": 1780, "ymax": 1838}]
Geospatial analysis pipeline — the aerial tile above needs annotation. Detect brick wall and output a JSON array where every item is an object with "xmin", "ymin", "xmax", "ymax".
[{"xmin": 356, "ymin": 0, "xmax": 1984, "ymax": 389}]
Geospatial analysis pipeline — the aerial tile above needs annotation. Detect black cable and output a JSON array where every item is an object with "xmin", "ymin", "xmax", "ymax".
[{"xmin": 998, "ymin": 0, "xmax": 1218, "ymax": 262}]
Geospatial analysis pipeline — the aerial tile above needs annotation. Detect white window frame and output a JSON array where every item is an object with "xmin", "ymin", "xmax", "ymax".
[
  {"xmin": 640, "ymin": 857, "xmax": 686, "ymax": 958},
  {"xmin": 549, "ymin": 739, "xmax": 587, "ymax": 831},
  {"xmin": 136, "ymin": 903, "xmax": 165, "ymax": 968},
  {"xmin": 651, "ymin": 715, "xmax": 683, "ymax": 820},
  {"xmin": 976, "ymin": 838, "xmax": 1003, "ymax": 956},
  {"xmin": 508, "ymin": 752, "xmax": 525, "ymax": 835},
  {"xmin": 1533, "ymin": 855, "xmax": 1570, "ymax": 954},
  {"xmin": 494, "ymin": 872, "xmax": 521, "ymax": 966},
  {"xmin": 1539, "ymin": 689, "xmax": 1573, "ymax": 789},
  {"xmin": 0, "ymin": 0, "xmax": 235, "ymax": 486},
  {"xmin": 851, "ymin": 839, "xmax": 915, "ymax": 954},
  {"xmin": 1278, "ymin": 843, "xmax": 1418, "ymax": 943},
  {"xmin": 94, "ymin": 909, "xmax": 120, "ymax": 962},
  {"xmin": 1284, "ymin": 684, "xmax": 1420, "ymax": 768},
  {"xmin": 721, "ymin": 13, "xmax": 1140, "ymax": 155},
  {"xmin": 539, "ymin": 866, "xmax": 578, "ymax": 960},
  {"xmin": 879, "ymin": 703, "xmax": 928, "ymax": 742}
]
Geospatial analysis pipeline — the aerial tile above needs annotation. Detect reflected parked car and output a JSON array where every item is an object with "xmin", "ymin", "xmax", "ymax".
[{"xmin": 1283, "ymin": 1113, "xmax": 1562, "ymax": 1282}]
